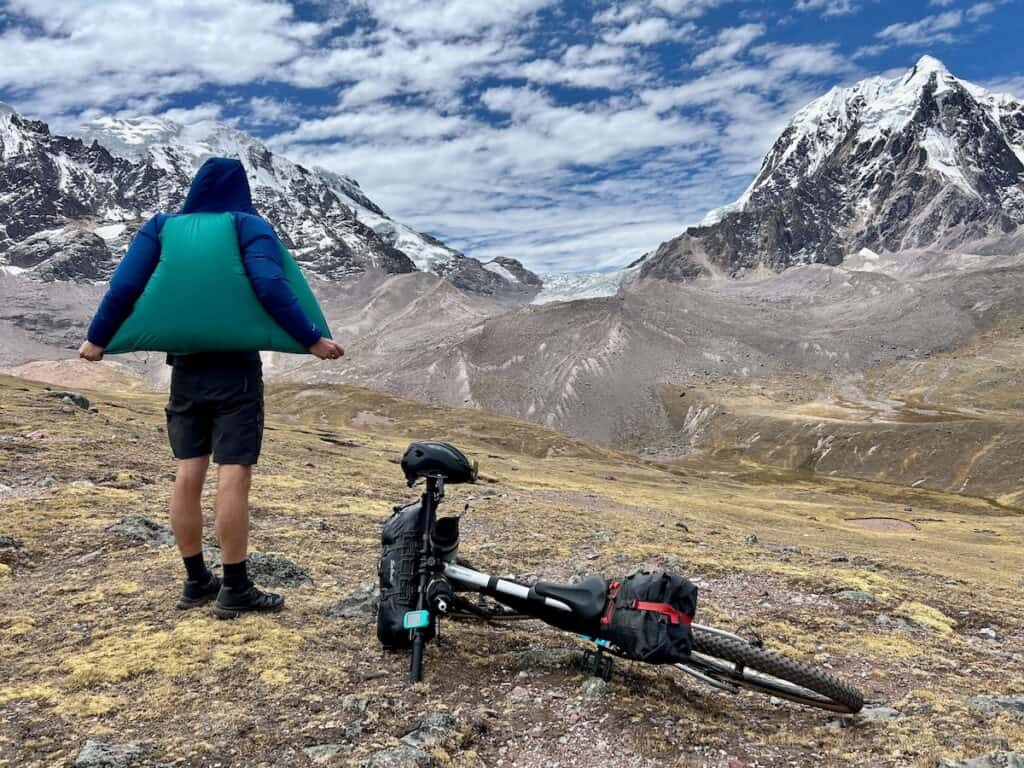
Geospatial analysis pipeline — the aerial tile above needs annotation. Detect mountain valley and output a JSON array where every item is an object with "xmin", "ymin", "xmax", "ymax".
[{"xmin": 1, "ymin": 57, "xmax": 1023, "ymax": 502}]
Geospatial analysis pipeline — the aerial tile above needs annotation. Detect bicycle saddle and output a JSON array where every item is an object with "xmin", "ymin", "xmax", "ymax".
[
  {"xmin": 401, "ymin": 441, "xmax": 478, "ymax": 486},
  {"xmin": 533, "ymin": 575, "xmax": 607, "ymax": 622}
]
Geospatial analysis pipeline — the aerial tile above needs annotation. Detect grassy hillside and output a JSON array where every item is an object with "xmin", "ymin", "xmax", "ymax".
[
  {"xmin": 656, "ymin": 323, "xmax": 1024, "ymax": 505},
  {"xmin": 1, "ymin": 373, "xmax": 1021, "ymax": 767}
]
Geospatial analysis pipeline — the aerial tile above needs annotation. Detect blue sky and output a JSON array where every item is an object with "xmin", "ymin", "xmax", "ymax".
[{"xmin": 0, "ymin": 0, "xmax": 1021, "ymax": 273}]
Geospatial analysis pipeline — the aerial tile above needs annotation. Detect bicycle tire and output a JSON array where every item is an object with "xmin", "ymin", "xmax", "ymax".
[{"xmin": 690, "ymin": 629, "xmax": 864, "ymax": 713}]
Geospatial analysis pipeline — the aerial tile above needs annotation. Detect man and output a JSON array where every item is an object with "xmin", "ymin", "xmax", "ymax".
[{"xmin": 79, "ymin": 157, "xmax": 344, "ymax": 619}]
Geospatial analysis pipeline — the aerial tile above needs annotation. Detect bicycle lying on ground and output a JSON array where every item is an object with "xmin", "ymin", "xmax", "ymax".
[{"xmin": 379, "ymin": 441, "xmax": 864, "ymax": 714}]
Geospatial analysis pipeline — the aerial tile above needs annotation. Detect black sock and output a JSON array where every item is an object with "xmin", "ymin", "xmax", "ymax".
[
  {"xmin": 223, "ymin": 560, "xmax": 250, "ymax": 590},
  {"xmin": 183, "ymin": 552, "xmax": 211, "ymax": 583}
]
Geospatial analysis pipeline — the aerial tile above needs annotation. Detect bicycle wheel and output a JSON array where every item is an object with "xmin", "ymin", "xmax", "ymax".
[{"xmin": 686, "ymin": 627, "xmax": 864, "ymax": 713}]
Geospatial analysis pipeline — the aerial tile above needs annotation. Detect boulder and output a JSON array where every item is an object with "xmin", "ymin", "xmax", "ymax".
[{"xmin": 74, "ymin": 740, "xmax": 147, "ymax": 768}]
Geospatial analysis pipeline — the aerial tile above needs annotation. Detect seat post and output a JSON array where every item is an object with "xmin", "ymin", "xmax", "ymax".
[{"xmin": 410, "ymin": 475, "xmax": 444, "ymax": 682}]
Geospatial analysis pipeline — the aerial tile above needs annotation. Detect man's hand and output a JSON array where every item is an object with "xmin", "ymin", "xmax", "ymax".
[
  {"xmin": 309, "ymin": 338, "xmax": 344, "ymax": 360},
  {"xmin": 78, "ymin": 341, "xmax": 105, "ymax": 362}
]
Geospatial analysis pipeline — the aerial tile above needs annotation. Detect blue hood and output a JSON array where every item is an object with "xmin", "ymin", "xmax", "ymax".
[{"xmin": 180, "ymin": 157, "xmax": 258, "ymax": 215}]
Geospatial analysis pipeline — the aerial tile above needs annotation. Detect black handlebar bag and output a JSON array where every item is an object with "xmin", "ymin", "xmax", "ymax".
[
  {"xmin": 599, "ymin": 570, "xmax": 698, "ymax": 663},
  {"xmin": 377, "ymin": 502, "xmax": 435, "ymax": 649}
]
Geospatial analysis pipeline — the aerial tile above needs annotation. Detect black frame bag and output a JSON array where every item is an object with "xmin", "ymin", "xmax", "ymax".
[
  {"xmin": 377, "ymin": 501, "xmax": 435, "ymax": 649},
  {"xmin": 599, "ymin": 570, "xmax": 698, "ymax": 663}
]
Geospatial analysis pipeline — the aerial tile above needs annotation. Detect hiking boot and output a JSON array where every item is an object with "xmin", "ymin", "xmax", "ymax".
[
  {"xmin": 212, "ymin": 583, "xmax": 285, "ymax": 620},
  {"xmin": 177, "ymin": 574, "xmax": 222, "ymax": 610}
]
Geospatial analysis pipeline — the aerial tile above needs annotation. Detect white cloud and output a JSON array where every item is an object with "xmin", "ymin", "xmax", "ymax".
[
  {"xmin": 287, "ymin": 33, "xmax": 526, "ymax": 100},
  {"xmin": 750, "ymin": 43, "xmax": 853, "ymax": 76},
  {"xmin": 692, "ymin": 24, "xmax": 766, "ymax": 68},
  {"xmin": 512, "ymin": 58, "xmax": 641, "ymax": 89},
  {"xmin": 650, "ymin": 0, "xmax": 729, "ymax": 17},
  {"xmin": 158, "ymin": 103, "xmax": 226, "ymax": 125},
  {"xmin": 966, "ymin": 2, "xmax": 995, "ymax": 21},
  {"xmin": 594, "ymin": 0, "xmax": 727, "ymax": 25},
  {"xmin": 351, "ymin": 0, "xmax": 555, "ymax": 39},
  {"xmin": 246, "ymin": 97, "xmax": 303, "ymax": 128},
  {"xmin": 877, "ymin": 11, "xmax": 963, "ymax": 46},
  {"xmin": 982, "ymin": 75, "xmax": 1024, "ymax": 98},
  {"xmin": 793, "ymin": 0, "xmax": 859, "ymax": 16},
  {"xmin": 0, "ymin": 0, "xmax": 322, "ymax": 104},
  {"xmin": 603, "ymin": 18, "xmax": 678, "ymax": 45},
  {"xmin": 272, "ymin": 86, "xmax": 721, "ymax": 271},
  {"xmin": 592, "ymin": 3, "xmax": 646, "ymax": 25}
]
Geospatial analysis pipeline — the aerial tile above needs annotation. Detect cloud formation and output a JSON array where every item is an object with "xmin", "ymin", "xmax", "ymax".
[
  {"xmin": 793, "ymin": 0, "xmax": 859, "ymax": 17},
  {"xmin": 0, "ymin": 0, "xmax": 1018, "ymax": 272}
]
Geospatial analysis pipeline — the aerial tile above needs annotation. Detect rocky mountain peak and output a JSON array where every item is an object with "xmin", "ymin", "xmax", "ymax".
[
  {"xmin": 1, "ymin": 103, "xmax": 540, "ymax": 297},
  {"xmin": 643, "ymin": 58, "xmax": 1024, "ymax": 281},
  {"xmin": 909, "ymin": 54, "xmax": 950, "ymax": 78}
]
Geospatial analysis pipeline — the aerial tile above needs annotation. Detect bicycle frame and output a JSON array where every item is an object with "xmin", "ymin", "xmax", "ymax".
[
  {"xmin": 442, "ymin": 563, "xmax": 574, "ymax": 613},
  {"xmin": 406, "ymin": 475, "xmax": 741, "ymax": 683},
  {"xmin": 398, "ymin": 461, "xmax": 864, "ymax": 712},
  {"xmin": 442, "ymin": 560, "xmax": 747, "ymax": 693}
]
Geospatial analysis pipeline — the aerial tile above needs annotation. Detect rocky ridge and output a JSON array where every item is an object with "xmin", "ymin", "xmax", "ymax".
[{"xmin": 0, "ymin": 104, "xmax": 539, "ymax": 297}]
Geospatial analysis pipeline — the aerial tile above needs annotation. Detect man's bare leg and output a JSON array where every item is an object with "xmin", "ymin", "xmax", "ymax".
[
  {"xmin": 170, "ymin": 456, "xmax": 210, "ymax": 558},
  {"xmin": 215, "ymin": 464, "xmax": 252, "ymax": 565},
  {"xmin": 212, "ymin": 463, "xmax": 284, "ymax": 618},
  {"xmin": 170, "ymin": 456, "xmax": 221, "ymax": 609}
]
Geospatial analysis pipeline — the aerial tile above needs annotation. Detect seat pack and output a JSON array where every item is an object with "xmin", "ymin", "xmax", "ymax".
[{"xmin": 598, "ymin": 570, "xmax": 698, "ymax": 664}]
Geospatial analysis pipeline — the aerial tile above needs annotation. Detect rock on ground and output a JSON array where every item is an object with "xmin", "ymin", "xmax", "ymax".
[
  {"xmin": 323, "ymin": 583, "xmax": 379, "ymax": 620},
  {"xmin": 366, "ymin": 714, "xmax": 464, "ymax": 767},
  {"xmin": 400, "ymin": 713, "xmax": 460, "ymax": 751},
  {"xmin": 860, "ymin": 705, "xmax": 900, "ymax": 721},
  {"xmin": 303, "ymin": 743, "xmax": 350, "ymax": 765},
  {"xmin": 44, "ymin": 390, "xmax": 90, "ymax": 410},
  {"xmin": 246, "ymin": 552, "xmax": 311, "ymax": 587},
  {"xmin": 837, "ymin": 589, "xmax": 875, "ymax": 603},
  {"xmin": 937, "ymin": 752, "xmax": 1024, "ymax": 768},
  {"xmin": 365, "ymin": 745, "xmax": 433, "ymax": 768},
  {"xmin": 105, "ymin": 515, "xmax": 174, "ymax": 546},
  {"xmin": 966, "ymin": 694, "xmax": 1024, "ymax": 716},
  {"xmin": 581, "ymin": 677, "xmax": 610, "ymax": 700},
  {"xmin": 74, "ymin": 740, "xmax": 147, "ymax": 768}
]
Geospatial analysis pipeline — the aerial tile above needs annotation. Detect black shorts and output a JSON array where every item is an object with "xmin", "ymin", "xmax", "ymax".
[{"xmin": 165, "ymin": 366, "xmax": 264, "ymax": 465}]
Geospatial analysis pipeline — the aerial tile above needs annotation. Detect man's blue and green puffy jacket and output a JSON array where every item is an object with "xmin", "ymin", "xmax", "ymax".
[{"xmin": 86, "ymin": 157, "xmax": 322, "ymax": 369}]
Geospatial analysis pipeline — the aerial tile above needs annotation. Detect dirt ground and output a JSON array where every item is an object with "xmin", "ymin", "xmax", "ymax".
[{"xmin": 1, "ymin": 373, "xmax": 1022, "ymax": 767}]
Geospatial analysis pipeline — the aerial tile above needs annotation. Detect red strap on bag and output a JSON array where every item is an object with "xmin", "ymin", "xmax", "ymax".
[
  {"xmin": 632, "ymin": 600, "xmax": 693, "ymax": 626},
  {"xmin": 601, "ymin": 581, "xmax": 621, "ymax": 626}
]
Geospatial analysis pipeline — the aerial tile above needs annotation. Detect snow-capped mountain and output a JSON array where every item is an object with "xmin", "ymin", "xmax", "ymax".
[
  {"xmin": 640, "ymin": 56, "xmax": 1024, "ymax": 281},
  {"xmin": 0, "ymin": 103, "xmax": 539, "ymax": 298}
]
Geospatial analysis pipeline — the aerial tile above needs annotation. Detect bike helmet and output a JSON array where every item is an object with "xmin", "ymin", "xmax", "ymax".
[{"xmin": 401, "ymin": 441, "xmax": 477, "ymax": 486}]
